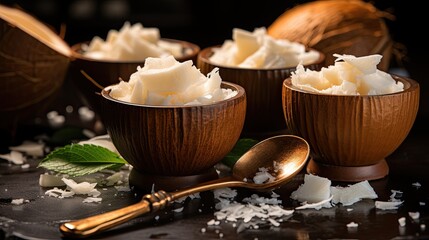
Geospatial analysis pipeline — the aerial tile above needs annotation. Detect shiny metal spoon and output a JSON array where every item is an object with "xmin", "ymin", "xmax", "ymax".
[{"xmin": 60, "ymin": 135, "xmax": 310, "ymax": 238}]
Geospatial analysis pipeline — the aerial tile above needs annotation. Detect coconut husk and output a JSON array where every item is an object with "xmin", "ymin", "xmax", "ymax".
[
  {"xmin": 0, "ymin": 5, "xmax": 71, "ymax": 141},
  {"xmin": 268, "ymin": 0, "xmax": 392, "ymax": 70}
]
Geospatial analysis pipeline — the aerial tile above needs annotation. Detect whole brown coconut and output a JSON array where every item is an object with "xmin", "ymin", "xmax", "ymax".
[
  {"xmin": 268, "ymin": 0, "xmax": 392, "ymax": 70},
  {"xmin": 0, "ymin": 5, "xmax": 71, "ymax": 141}
]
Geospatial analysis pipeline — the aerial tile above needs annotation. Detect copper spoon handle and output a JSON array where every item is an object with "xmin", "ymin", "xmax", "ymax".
[{"xmin": 60, "ymin": 177, "xmax": 245, "ymax": 238}]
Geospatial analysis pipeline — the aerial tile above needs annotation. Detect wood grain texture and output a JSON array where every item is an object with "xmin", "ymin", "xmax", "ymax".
[
  {"xmin": 100, "ymin": 82, "xmax": 246, "ymax": 176},
  {"xmin": 197, "ymin": 46, "xmax": 324, "ymax": 136},
  {"xmin": 69, "ymin": 39, "xmax": 200, "ymax": 115},
  {"xmin": 282, "ymin": 75, "xmax": 420, "ymax": 167}
]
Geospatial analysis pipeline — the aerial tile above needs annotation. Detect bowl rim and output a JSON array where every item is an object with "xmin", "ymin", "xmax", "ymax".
[
  {"xmin": 101, "ymin": 81, "xmax": 246, "ymax": 108},
  {"xmin": 283, "ymin": 74, "xmax": 419, "ymax": 97},
  {"xmin": 70, "ymin": 38, "xmax": 200, "ymax": 63},
  {"xmin": 197, "ymin": 45, "xmax": 325, "ymax": 71}
]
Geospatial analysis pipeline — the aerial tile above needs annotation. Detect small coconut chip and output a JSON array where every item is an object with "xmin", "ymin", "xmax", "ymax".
[
  {"xmin": 291, "ymin": 174, "xmax": 331, "ymax": 203},
  {"xmin": 419, "ymin": 202, "xmax": 426, "ymax": 206},
  {"xmin": 39, "ymin": 173, "xmax": 66, "ymax": 187},
  {"xmin": 11, "ymin": 199, "xmax": 25, "ymax": 205},
  {"xmin": 47, "ymin": 111, "xmax": 65, "ymax": 128},
  {"xmin": 207, "ymin": 219, "xmax": 220, "ymax": 226},
  {"xmin": 78, "ymin": 106, "xmax": 95, "ymax": 122},
  {"xmin": 408, "ymin": 212, "xmax": 420, "ymax": 220},
  {"xmin": 173, "ymin": 207, "xmax": 184, "ymax": 213},
  {"xmin": 0, "ymin": 151, "xmax": 26, "ymax": 165},
  {"xmin": 82, "ymin": 197, "xmax": 102, "ymax": 203},
  {"xmin": 398, "ymin": 217, "xmax": 406, "ymax": 227},
  {"xmin": 295, "ymin": 196, "xmax": 333, "ymax": 210},
  {"xmin": 421, "ymin": 224, "xmax": 426, "ymax": 231},
  {"xmin": 412, "ymin": 182, "xmax": 421, "ymax": 189},
  {"xmin": 9, "ymin": 141, "xmax": 45, "ymax": 157},
  {"xmin": 331, "ymin": 180, "xmax": 378, "ymax": 206},
  {"xmin": 211, "ymin": 188, "xmax": 293, "ymax": 231},
  {"xmin": 375, "ymin": 201, "xmax": 403, "ymax": 210},
  {"xmin": 346, "ymin": 222, "xmax": 358, "ymax": 228},
  {"xmin": 253, "ymin": 167, "xmax": 276, "ymax": 184}
]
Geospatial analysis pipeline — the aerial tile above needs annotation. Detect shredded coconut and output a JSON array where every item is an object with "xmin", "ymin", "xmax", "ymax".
[
  {"xmin": 347, "ymin": 222, "xmax": 359, "ymax": 228},
  {"xmin": 398, "ymin": 217, "xmax": 406, "ymax": 227},
  {"xmin": 408, "ymin": 212, "xmax": 420, "ymax": 220},
  {"xmin": 375, "ymin": 201, "xmax": 403, "ymax": 210},
  {"xmin": 11, "ymin": 199, "xmax": 25, "ymax": 205},
  {"xmin": 0, "ymin": 151, "xmax": 26, "ymax": 165}
]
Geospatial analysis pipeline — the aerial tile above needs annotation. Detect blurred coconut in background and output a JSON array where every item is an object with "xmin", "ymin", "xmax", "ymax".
[
  {"xmin": 0, "ymin": 5, "xmax": 70, "ymax": 146},
  {"xmin": 268, "ymin": 0, "xmax": 392, "ymax": 70}
]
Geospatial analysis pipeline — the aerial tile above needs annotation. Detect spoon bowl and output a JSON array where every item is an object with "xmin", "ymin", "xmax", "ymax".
[{"xmin": 60, "ymin": 135, "xmax": 310, "ymax": 238}]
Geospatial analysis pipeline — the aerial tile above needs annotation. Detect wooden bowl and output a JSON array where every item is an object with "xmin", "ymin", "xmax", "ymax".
[
  {"xmin": 282, "ymin": 75, "xmax": 420, "ymax": 181},
  {"xmin": 70, "ymin": 39, "xmax": 200, "ymax": 116},
  {"xmin": 197, "ymin": 46, "xmax": 324, "ymax": 139},
  {"xmin": 100, "ymin": 82, "xmax": 246, "ymax": 177}
]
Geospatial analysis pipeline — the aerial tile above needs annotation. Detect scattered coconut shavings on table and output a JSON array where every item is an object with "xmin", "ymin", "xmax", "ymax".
[{"xmin": 211, "ymin": 188, "xmax": 294, "ymax": 232}]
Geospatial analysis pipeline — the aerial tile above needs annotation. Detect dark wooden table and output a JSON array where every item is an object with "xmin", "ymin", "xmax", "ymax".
[{"xmin": 1, "ymin": 78, "xmax": 429, "ymax": 240}]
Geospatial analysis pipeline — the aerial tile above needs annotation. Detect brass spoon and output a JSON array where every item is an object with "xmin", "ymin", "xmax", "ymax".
[{"xmin": 60, "ymin": 135, "xmax": 310, "ymax": 238}]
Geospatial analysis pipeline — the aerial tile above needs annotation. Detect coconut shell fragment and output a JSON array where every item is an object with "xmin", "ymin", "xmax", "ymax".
[
  {"xmin": 268, "ymin": 0, "xmax": 392, "ymax": 70},
  {"xmin": 0, "ymin": 5, "xmax": 71, "ymax": 143}
]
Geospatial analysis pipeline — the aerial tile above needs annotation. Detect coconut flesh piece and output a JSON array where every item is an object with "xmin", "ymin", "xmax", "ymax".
[{"xmin": 291, "ymin": 174, "xmax": 379, "ymax": 210}]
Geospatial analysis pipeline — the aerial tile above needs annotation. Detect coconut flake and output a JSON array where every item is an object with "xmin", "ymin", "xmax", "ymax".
[
  {"xmin": 11, "ymin": 198, "xmax": 25, "ymax": 205},
  {"xmin": 331, "ymin": 180, "xmax": 378, "ymax": 206},
  {"xmin": 408, "ymin": 212, "xmax": 420, "ymax": 220},
  {"xmin": 398, "ymin": 217, "xmax": 406, "ymax": 227},
  {"xmin": 0, "ymin": 151, "xmax": 26, "ymax": 165},
  {"xmin": 375, "ymin": 201, "xmax": 403, "ymax": 210},
  {"xmin": 295, "ymin": 196, "xmax": 333, "ymax": 210},
  {"xmin": 9, "ymin": 141, "xmax": 45, "ymax": 157},
  {"xmin": 39, "ymin": 173, "xmax": 66, "ymax": 187},
  {"xmin": 347, "ymin": 222, "xmax": 359, "ymax": 228},
  {"xmin": 61, "ymin": 178, "xmax": 101, "ymax": 197},
  {"xmin": 412, "ymin": 182, "xmax": 421, "ymax": 189},
  {"xmin": 83, "ymin": 197, "xmax": 102, "ymax": 203},
  {"xmin": 291, "ymin": 174, "xmax": 331, "ymax": 203}
]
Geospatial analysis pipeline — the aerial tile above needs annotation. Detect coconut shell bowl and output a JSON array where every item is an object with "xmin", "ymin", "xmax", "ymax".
[
  {"xmin": 282, "ymin": 76, "xmax": 419, "ymax": 182},
  {"xmin": 100, "ymin": 82, "xmax": 246, "ymax": 192},
  {"xmin": 70, "ymin": 39, "xmax": 200, "ymax": 118},
  {"xmin": 197, "ymin": 46, "xmax": 325, "ymax": 139}
]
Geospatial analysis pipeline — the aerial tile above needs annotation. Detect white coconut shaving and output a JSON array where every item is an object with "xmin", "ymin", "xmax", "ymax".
[
  {"xmin": 291, "ymin": 174, "xmax": 331, "ymax": 203},
  {"xmin": 9, "ymin": 141, "xmax": 45, "ymax": 157},
  {"xmin": 295, "ymin": 196, "xmax": 333, "ymax": 210},
  {"xmin": 291, "ymin": 174, "xmax": 379, "ymax": 210},
  {"xmin": 412, "ymin": 182, "xmax": 421, "ymax": 188},
  {"xmin": 331, "ymin": 181, "xmax": 378, "ymax": 206},
  {"xmin": 375, "ymin": 201, "xmax": 403, "ymax": 210},
  {"xmin": 398, "ymin": 217, "xmax": 406, "ymax": 227},
  {"xmin": 408, "ymin": 212, "xmax": 420, "ymax": 220},
  {"xmin": 252, "ymin": 167, "xmax": 276, "ymax": 184},
  {"xmin": 346, "ymin": 222, "xmax": 359, "ymax": 228},
  {"xmin": 39, "ymin": 173, "xmax": 66, "ymax": 187},
  {"xmin": 0, "ymin": 151, "xmax": 26, "ymax": 165},
  {"xmin": 82, "ymin": 197, "xmax": 102, "ymax": 203},
  {"xmin": 45, "ymin": 178, "xmax": 101, "ymax": 202},
  {"xmin": 11, "ymin": 199, "xmax": 25, "ymax": 205},
  {"xmin": 211, "ymin": 188, "xmax": 293, "ymax": 231}
]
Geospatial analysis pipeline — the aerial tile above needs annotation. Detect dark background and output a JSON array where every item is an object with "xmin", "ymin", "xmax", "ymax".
[{"xmin": 0, "ymin": 0, "xmax": 427, "ymax": 129}]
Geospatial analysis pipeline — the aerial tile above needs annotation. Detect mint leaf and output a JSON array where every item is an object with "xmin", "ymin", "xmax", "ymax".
[
  {"xmin": 38, "ymin": 144, "xmax": 127, "ymax": 177},
  {"xmin": 222, "ymin": 138, "xmax": 259, "ymax": 168}
]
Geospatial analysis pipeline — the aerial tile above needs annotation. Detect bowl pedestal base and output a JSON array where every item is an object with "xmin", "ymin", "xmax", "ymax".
[
  {"xmin": 129, "ymin": 168, "xmax": 219, "ymax": 193},
  {"xmin": 306, "ymin": 158, "xmax": 389, "ymax": 182}
]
